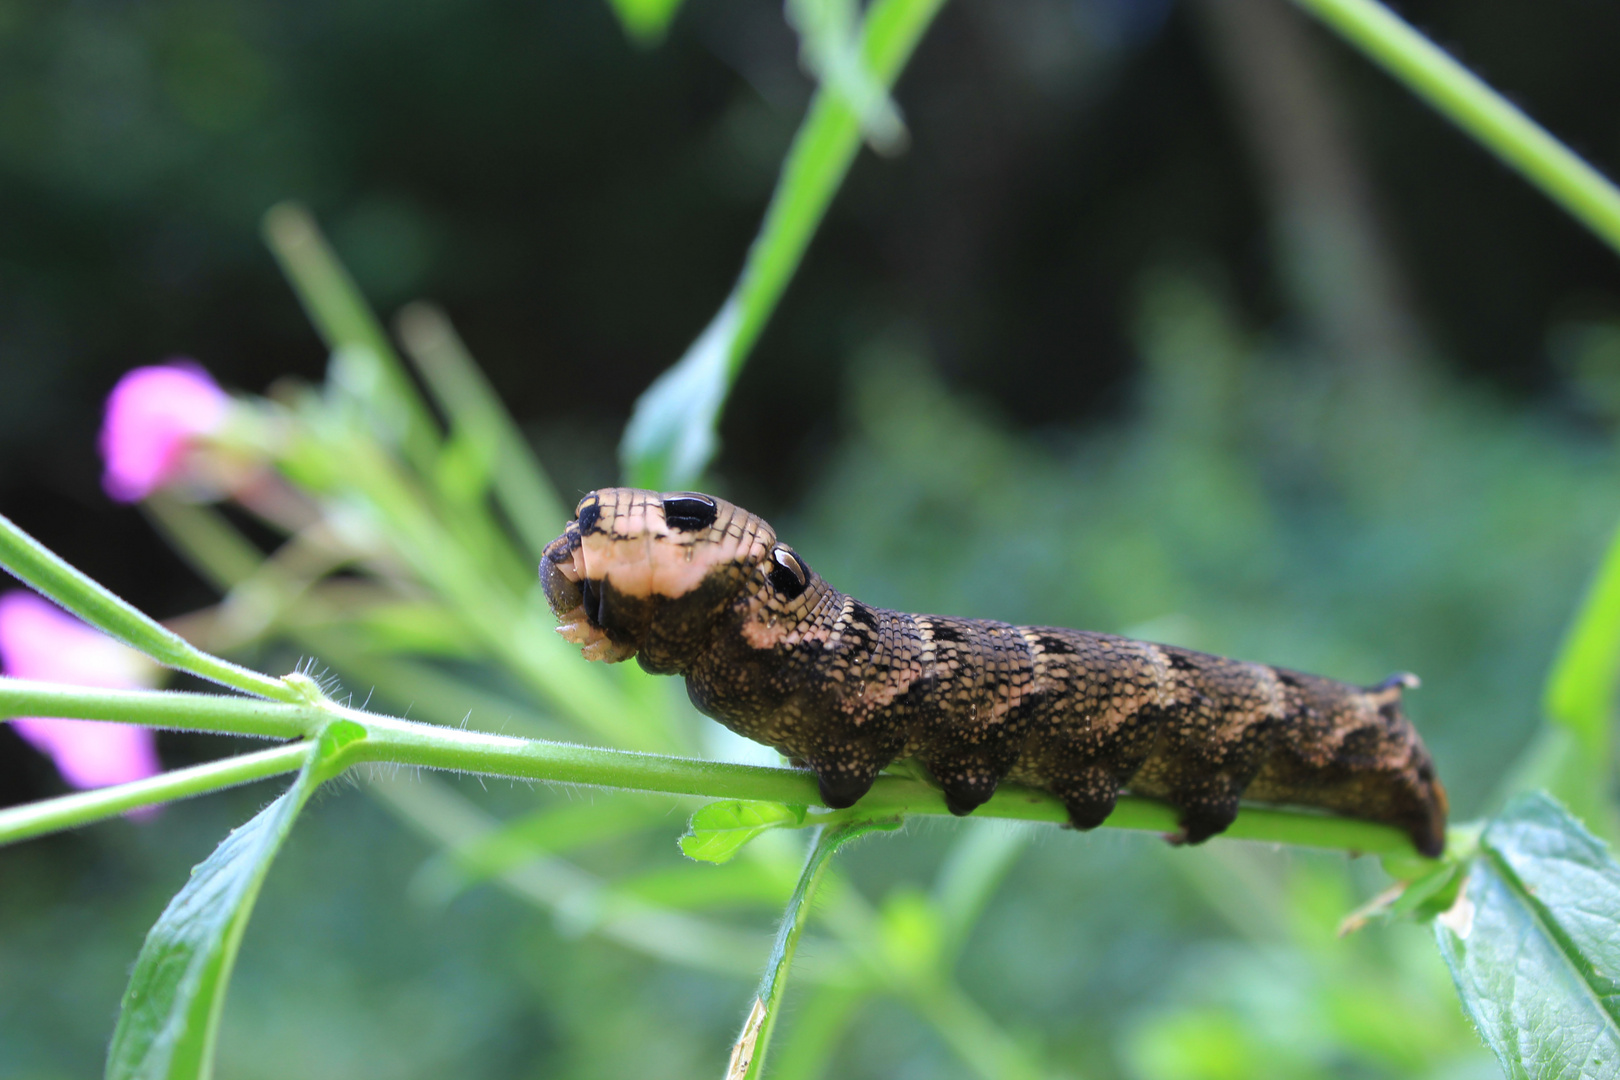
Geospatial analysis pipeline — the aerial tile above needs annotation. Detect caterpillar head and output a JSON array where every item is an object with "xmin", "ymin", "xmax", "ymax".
[{"xmin": 540, "ymin": 487, "xmax": 824, "ymax": 674}]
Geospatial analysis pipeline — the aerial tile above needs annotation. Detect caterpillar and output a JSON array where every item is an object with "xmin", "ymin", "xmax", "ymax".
[{"xmin": 540, "ymin": 488, "xmax": 1448, "ymax": 857}]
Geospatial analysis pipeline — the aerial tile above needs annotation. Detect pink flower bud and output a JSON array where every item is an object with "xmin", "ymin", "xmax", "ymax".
[
  {"xmin": 100, "ymin": 362, "xmax": 230, "ymax": 503},
  {"xmin": 0, "ymin": 591, "xmax": 162, "ymax": 789}
]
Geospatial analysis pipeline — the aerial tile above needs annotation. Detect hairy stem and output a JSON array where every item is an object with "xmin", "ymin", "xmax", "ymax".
[
  {"xmin": 732, "ymin": 821, "xmax": 886, "ymax": 1080},
  {"xmin": 0, "ymin": 743, "xmax": 313, "ymax": 847},
  {"xmin": 0, "ymin": 513, "xmax": 298, "ymax": 703},
  {"xmin": 0, "ymin": 677, "xmax": 1431, "ymax": 860}
]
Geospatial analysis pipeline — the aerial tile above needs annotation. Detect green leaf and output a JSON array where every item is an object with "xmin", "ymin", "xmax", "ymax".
[
  {"xmin": 681, "ymin": 799, "xmax": 806, "ymax": 864},
  {"xmin": 602, "ymin": 0, "xmax": 686, "ymax": 45},
  {"xmin": 1435, "ymin": 792, "xmax": 1620, "ymax": 1078},
  {"xmin": 612, "ymin": 859, "xmax": 796, "ymax": 912},
  {"xmin": 619, "ymin": 0, "xmax": 947, "ymax": 490},
  {"xmin": 877, "ymin": 886, "xmax": 943, "ymax": 983},
  {"xmin": 1544, "ymin": 521, "xmax": 1620, "ymax": 754},
  {"xmin": 1528, "ymin": 508, "xmax": 1620, "ymax": 835},
  {"xmin": 620, "ymin": 298, "xmax": 738, "ymax": 491},
  {"xmin": 105, "ymin": 747, "xmax": 326, "ymax": 1080}
]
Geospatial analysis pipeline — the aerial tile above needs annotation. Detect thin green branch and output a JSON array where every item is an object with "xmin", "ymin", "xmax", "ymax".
[
  {"xmin": 0, "ymin": 678, "xmax": 1431, "ymax": 860},
  {"xmin": 0, "ymin": 513, "xmax": 299, "ymax": 703},
  {"xmin": 0, "ymin": 679, "xmax": 315, "ymax": 738},
  {"xmin": 395, "ymin": 301, "xmax": 570, "ymax": 559},
  {"xmin": 261, "ymin": 202, "xmax": 441, "ymax": 471},
  {"xmin": 1293, "ymin": 0, "xmax": 1620, "ymax": 257},
  {"xmin": 620, "ymin": 0, "xmax": 947, "ymax": 488},
  {"xmin": 0, "ymin": 743, "xmax": 313, "ymax": 847},
  {"xmin": 732, "ymin": 821, "xmax": 885, "ymax": 1080}
]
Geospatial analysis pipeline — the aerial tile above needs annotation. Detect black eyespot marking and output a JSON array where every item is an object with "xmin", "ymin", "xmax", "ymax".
[
  {"xmin": 768, "ymin": 546, "xmax": 809, "ymax": 599},
  {"xmin": 1166, "ymin": 651, "xmax": 1199, "ymax": 672},
  {"xmin": 662, "ymin": 493, "xmax": 718, "ymax": 532},
  {"xmin": 576, "ymin": 501, "xmax": 601, "ymax": 534},
  {"xmin": 1276, "ymin": 671, "xmax": 1301, "ymax": 688}
]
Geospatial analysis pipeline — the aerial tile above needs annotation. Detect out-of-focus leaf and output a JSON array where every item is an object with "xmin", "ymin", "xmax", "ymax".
[
  {"xmin": 432, "ymin": 426, "xmax": 499, "ymax": 509},
  {"xmin": 341, "ymin": 599, "xmax": 481, "ymax": 658},
  {"xmin": 262, "ymin": 204, "xmax": 440, "ymax": 471},
  {"xmin": 370, "ymin": 772, "xmax": 777, "ymax": 978},
  {"xmin": 876, "ymin": 887, "xmax": 942, "ymax": 984},
  {"xmin": 613, "ymin": 858, "xmax": 797, "ymax": 912},
  {"xmin": 103, "ymin": 727, "xmax": 349, "ymax": 1080},
  {"xmin": 1542, "ymin": 498, "xmax": 1620, "ymax": 754},
  {"xmin": 1529, "ymin": 515, "xmax": 1620, "ymax": 836},
  {"xmin": 1435, "ymin": 792, "xmax": 1620, "ymax": 1078},
  {"xmin": 1126, "ymin": 1007, "xmax": 1327, "ymax": 1080},
  {"xmin": 681, "ymin": 799, "xmax": 806, "ymax": 864},
  {"xmin": 620, "ymin": 0, "xmax": 946, "ymax": 490},
  {"xmin": 410, "ymin": 796, "xmax": 666, "ymax": 904},
  {"xmin": 786, "ymin": 0, "xmax": 907, "ymax": 154},
  {"xmin": 620, "ymin": 299, "xmax": 738, "ymax": 492},
  {"xmin": 395, "ymin": 302, "xmax": 569, "ymax": 560},
  {"xmin": 603, "ymin": 0, "xmax": 686, "ymax": 45}
]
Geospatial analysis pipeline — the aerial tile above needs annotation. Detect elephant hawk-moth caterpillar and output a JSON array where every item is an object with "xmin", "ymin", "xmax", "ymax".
[{"xmin": 540, "ymin": 488, "xmax": 1448, "ymax": 856}]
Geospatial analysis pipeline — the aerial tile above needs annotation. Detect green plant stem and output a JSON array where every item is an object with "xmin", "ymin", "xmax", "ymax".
[
  {"xmin": 1293, "ymin": 0, "xmax": 1620, "ymax": 257},
  {"xmin": 261, "ymin": 203, "xmax": 441, "ymax": 471},
  {"xmin": 0, "ymin": 512, "xmax": 299, "ymax": 703},
  {"xmin": 0, "ymin": 679, "xmax": 316, "ymax": 738},
  {"xmin": 0, "ymin": 743, "xmax": 312, "ymax": 847},
  {"xmin": 734, "ymin": 821, "xmax": 880, "ymax": 1080},
  {"xmin": 719, "ymin": 0, "xmax": 944, "ymax": 376},
  {"xmin": 0, "ymin": 678, "xmax": 1430, "ymax": 859},
  {"xmin": 395, "ymin": 301, "xmax": 570, "ymax": 558},
  {"xmin": 621, "ymin": 0, "xmax": 946, "ymax": 488},
  {"xmin": 318, "ymin": 429, "xmax": 656, "ymax": 750}
]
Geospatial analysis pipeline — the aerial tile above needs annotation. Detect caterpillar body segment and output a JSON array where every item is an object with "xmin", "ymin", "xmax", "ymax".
[{"xmin": 541, "ymin": 488, "xmax": 1447, "ymax": 857}]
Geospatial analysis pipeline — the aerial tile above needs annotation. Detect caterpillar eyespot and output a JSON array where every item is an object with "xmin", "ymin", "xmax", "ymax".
[
  {"xmin": 662, "ymin": 492, "xmax": 719, "ymax": 532},
  {"xmin": 768, "ymin": 547, "xmax": 808, "ymax": 598},
  {"xmin": 541, "ymin": 487, "xmax": 1448, "ymax": 857}
]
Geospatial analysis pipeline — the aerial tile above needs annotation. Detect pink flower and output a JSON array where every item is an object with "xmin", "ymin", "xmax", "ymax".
[
  {"xmin": 0, "ymin": 591, "xmax": 162, "ymax": 788},
  {"xmin": 100, "ymin": 361, "xmax": 230, "ymax": 503}
]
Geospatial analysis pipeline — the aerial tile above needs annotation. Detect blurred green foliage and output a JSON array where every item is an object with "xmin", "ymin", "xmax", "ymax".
[
  {"xmin": 12, "ymin": 248, "xmax": 1583, "ymax": 1076},
  {"xmin": 7, "ymin": 0, "xmax": 1620, "ymax": 1078}
]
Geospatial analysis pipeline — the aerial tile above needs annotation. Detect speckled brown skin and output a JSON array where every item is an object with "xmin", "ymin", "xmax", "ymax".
[{"xmin": 541, "ymin": 488, "xmax": 1449, "ymax": 857}]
